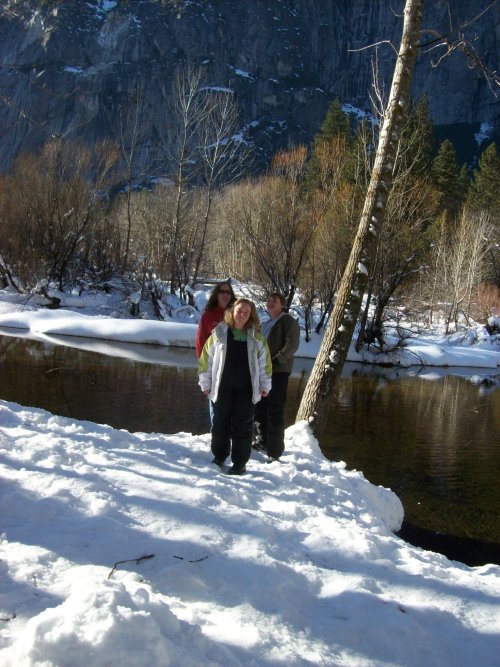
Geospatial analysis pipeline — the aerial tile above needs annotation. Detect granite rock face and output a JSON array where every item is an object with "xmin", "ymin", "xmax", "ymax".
[{"xmin": 0, "ymin": 0, "xmax": 498, "ymax": 176}]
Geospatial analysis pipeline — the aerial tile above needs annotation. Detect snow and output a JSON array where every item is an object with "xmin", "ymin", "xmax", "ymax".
[
  {"xmin": 63, "ymin": 66, "xmax": 84, "ymax": 75},
  {"xmin": 229, "ymin": 66, "xmax": 256, "ymax": 81},
  {"xmin": 96, "ymin": 0, "xmax": 117, "ymax": 14},
  {"xmin": 475, "ymin": 121, "xmax": 493, "ymax": 146},
  {"xmin": 201, "ymin": 86, "xmax": 235, "ymax": 94},
  {"xmin": 357, "ymin": 262, "xmax": 368, "ymax": 276},
  {"xmin": 342, "ymin": 103, "xmax": 380, "ymax": 127},
  {"xmin": 1, "ymin": 401, "xmax": 500, "ymax": 667},
  {"xmin": 0, "ymin": 288, "xmax": 500, "ymax": 666}
]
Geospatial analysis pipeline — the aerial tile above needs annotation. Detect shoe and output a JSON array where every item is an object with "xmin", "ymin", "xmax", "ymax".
[
  {"xmin": 227, "ymin": 464, "xmax": 246, "ymax": 475},
  {"xmin": 212, "ymin": 458, "xmax": 224, "ymax": 468}
]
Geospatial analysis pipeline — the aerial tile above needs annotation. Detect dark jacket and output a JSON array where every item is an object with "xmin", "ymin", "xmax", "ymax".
[{"xmin": 266, "ymin": 313, "xmax": 300, "ymax": 374}]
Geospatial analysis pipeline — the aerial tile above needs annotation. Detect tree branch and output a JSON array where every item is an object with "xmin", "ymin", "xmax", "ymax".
[{"xmin": 107, "ymin": 553, "xmax": 155, "ymax": 579}]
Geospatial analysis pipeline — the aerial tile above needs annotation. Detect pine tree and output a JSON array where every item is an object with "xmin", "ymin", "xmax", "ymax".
[
  {"xmin": 457, "ymin": 163, "xmax": 470, "ymax": 204},
  {"xmin": 316, "ymin": 97, "xmax": 351, "ymax": 141},
  {"xmin": 304, "ymin": 98, "xmax": 352, "ymax": 193},
  {"xmin": 468, "ymin": 142, "xmax": 500, "ymax": 288},
  {"xmin": 431, "ymin": 139, "xmax": 462, "ymax": 217},
  {"xmin": 404, "ymin": 94, "xmax": 435, "ymax": 174},
  {"xmin": 468, "ymin": 142, "xmax": 500, "ymax": 219}
]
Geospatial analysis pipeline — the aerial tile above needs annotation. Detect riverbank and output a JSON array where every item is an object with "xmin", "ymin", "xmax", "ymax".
[{"xmin": 0, "ymin": 286, "xmax": 499, "ymax": 370}]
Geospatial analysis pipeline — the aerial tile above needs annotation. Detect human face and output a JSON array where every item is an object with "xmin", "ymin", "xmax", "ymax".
[
  {"xmin": 233, "ymin": 302, "xmax": 252, "ymax": 330},
  {"xmin": 267, "ymin": 295, "xmax": 284, "ymax": 320},
  {"xmin": 216, "ymin": 284, "xmax": 232, "ymax": 310}
]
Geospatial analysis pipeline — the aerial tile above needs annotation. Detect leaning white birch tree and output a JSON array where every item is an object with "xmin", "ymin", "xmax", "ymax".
[{"xmin": 296, "ymin": 0, "xmax": 423, "ymax": 436}]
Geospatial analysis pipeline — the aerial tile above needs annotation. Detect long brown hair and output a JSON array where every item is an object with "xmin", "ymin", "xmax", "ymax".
[
  {"xmin": 205, "ymin": 281, "xmax": 236, "ymax": 310},
  {"xmin": 225, "ymin": 298, "xmax": 261, "ymax": 331}
]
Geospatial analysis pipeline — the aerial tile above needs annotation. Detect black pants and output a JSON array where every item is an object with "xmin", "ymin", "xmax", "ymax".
[
  {"xmin": 211, "ymin": 384, "xmax": 254, "ymax": 466},
  {"xmin": 254, "ymin": 372, "xmax": 289, "ymax": 459}
]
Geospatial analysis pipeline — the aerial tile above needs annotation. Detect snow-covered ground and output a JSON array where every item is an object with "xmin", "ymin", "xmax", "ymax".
[
  {"xmin": 1, "ymin": 402, "xmax": 499, "ymax": 667},
  {"xmin": 0, "ymin": 286, "xmax": 499, "ymax": 666}
]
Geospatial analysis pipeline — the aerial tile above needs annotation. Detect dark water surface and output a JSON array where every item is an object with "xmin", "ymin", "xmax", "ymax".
[{"xmin": 1, "ymin": 331, "xmax": 499, "ymax": 566}]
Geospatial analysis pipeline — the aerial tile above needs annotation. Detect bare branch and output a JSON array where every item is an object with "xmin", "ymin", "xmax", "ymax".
[
  {"xmin": 419, "ymin": 0, "xmax": 500, "ymax": 95},
  {"xmin": 107, "ymin": 553, "xmax": 155, "ymax": 579},
  {"xmin": 461, "ymin": 0, "xmax": 498, "ymax": 29},
  {"xmin": 349, "ymin": 40, "xmax": 399, "ymax": 58}
]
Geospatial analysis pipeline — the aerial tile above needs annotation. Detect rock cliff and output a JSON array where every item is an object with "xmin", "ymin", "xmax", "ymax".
[{"xmin": 0, "ymin": 0, "xmax": 498, "ymax": 177}]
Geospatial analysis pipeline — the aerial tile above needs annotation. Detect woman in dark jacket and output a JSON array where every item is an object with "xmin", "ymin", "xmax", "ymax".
[{"xmin": 254, "ymin": 293, "xmax": 300, "ymax": 461}]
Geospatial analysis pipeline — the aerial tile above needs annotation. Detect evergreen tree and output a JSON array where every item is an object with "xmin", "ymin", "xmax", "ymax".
[
  {"xmin": 468, "ymin": 142, "xmax": 500, "ymax": 219},
  {"xmin": 468, "ymin": 142, "xmax": 500, "ymax": 287},
  {"xmin": 316, "ymin": 97, "xmax": 351, "ymax": 141},
  {"xmin": 404, "ymin": 94, "xmax": 435, "ymax": 174},
  {"xmin": 457, "ymin": 163, "xmax": 470, "ymax": 204},
  {"xmin": 431, "ymin": 139, "xmax": 462, "ymax": 217},
  {"xmin": 304, "ymin": 98, "xmax": 352, "ymax": 193}
]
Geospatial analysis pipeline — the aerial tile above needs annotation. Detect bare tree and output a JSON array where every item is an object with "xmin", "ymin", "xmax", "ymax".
[
  {"xmin": 210, "ymin": 181, "xmax": 258, "ymax": 280},
  {"xmin": 225, "ymin": 147, "xmax": 315, "ymax": 306},
  {"xmin": 356, "ymin": 170, "xmax": 437, "ymax": 350},
  {"xmin": 162, "ymin": 66, "xmax": 246, "ymax": 298},
  {"xmin": 189, "ymin": 88, "xmax": 248, "ymax": 291},
  {"xmin": 117, "ymin": 82, "xmax": 151, "ymax": 269},
  {"xmin": 296, "ymin": 0, "xmax": 423, "ymax": 436},
  {"xmin": 163, "ymin": 65, "xmax": 208, "ymax": 293},
  {"xmin": 0, "ymin": 138, "xmax": 119, "ymax": 291},
  {"xmin": 431, "ymin": 209, "xmax": 494, "ymax": 332}
]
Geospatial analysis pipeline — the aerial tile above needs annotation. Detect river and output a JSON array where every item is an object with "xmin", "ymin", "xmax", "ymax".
[{"xmin": 1, "ymin": 330, "xmax": 499, "ymax": 566}]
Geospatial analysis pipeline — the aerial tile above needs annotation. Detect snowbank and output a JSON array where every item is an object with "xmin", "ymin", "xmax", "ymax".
[{"xmin": 1, "ymin": 400, "xmax": 499, "ymax": 667}]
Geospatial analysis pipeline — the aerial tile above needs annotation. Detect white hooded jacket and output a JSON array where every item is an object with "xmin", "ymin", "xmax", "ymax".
[{"xmin": 198, "ymin": 322, "xmax": 272, "ymax": 404}]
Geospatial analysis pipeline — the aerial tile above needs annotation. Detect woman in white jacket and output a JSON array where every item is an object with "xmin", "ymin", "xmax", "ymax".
[{"xmin": 198, "ymin": 298, "xmax": 272, "ymax": 475}]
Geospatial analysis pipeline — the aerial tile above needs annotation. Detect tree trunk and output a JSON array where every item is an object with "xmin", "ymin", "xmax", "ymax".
[
  {"xmin": 355, "ymin": 282, "xmax": 373, "ymax": 352},
  {"xmin": 296, "ymin": 0, "xmax": 422, "ymax": 437}
]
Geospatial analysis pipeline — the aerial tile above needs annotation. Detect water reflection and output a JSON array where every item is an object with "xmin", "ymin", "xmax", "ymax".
[
  {"xmin": 0, "ymin": 332, "xmax": 210, "ymax": 435},
  {"xmin": 1, "ymin": 332, "xmax": 499, "ymax": 564},
  {"xmin": 309, "ymin": 371, "xmax": 500, "ymax": 551}
]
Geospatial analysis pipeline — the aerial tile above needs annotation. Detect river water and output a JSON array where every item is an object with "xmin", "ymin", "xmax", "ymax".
[{"xmin": 1, "ymin": 331, "xmax": 499, "ymax": 566}]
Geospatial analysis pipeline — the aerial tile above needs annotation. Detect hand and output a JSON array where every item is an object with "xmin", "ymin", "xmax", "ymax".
[
  {"xmin": 203, "ymin": 389, "xmax": 211, "ymax": 396},
  {"xmin": 261, "ymin": 390, "xmax": 268, "ymax": 397}
]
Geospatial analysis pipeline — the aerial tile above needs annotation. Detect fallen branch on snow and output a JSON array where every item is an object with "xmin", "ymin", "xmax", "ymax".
[{"xmin": 107, "ymin": 553, "xmax": 155, "ymax": 579}]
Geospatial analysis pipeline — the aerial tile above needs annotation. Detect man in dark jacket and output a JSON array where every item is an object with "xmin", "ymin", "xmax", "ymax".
[{"xmin": 253, "ymin": 293, "xmax": 300, "ymax": 461}]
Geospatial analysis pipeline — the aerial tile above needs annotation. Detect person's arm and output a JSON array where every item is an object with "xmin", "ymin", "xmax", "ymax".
[
  {"xmin": 273, "ymin": 316, "xmax": 300, "ymax": 366},
  {"xmin": 198, "ymin": 335, "xmax": 214, "ymax": 394},
  {"xmin": 256, "ymin": 334, "xmax": 273, "ymax": 395}
]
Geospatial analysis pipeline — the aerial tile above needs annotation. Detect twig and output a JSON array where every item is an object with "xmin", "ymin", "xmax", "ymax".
[
  {"xmin": 419, "ymin": 27, "xmax": 500, "ymax": 95},
  {"xmin": 348, "ymin": 39, "xmax": 399, "ymax": 58},
  {"xmin": 173, "ymin": 555, "xmax": 209, "ymax": 563},
  {"xmin": 108, "ymin": 553, "xmax": 155, "ymax": 579}
]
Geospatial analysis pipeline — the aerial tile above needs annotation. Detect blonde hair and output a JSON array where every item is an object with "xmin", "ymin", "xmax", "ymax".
[{"xmin": 225, "ymin": 298, "xmax": 261, "ymax": 331}]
